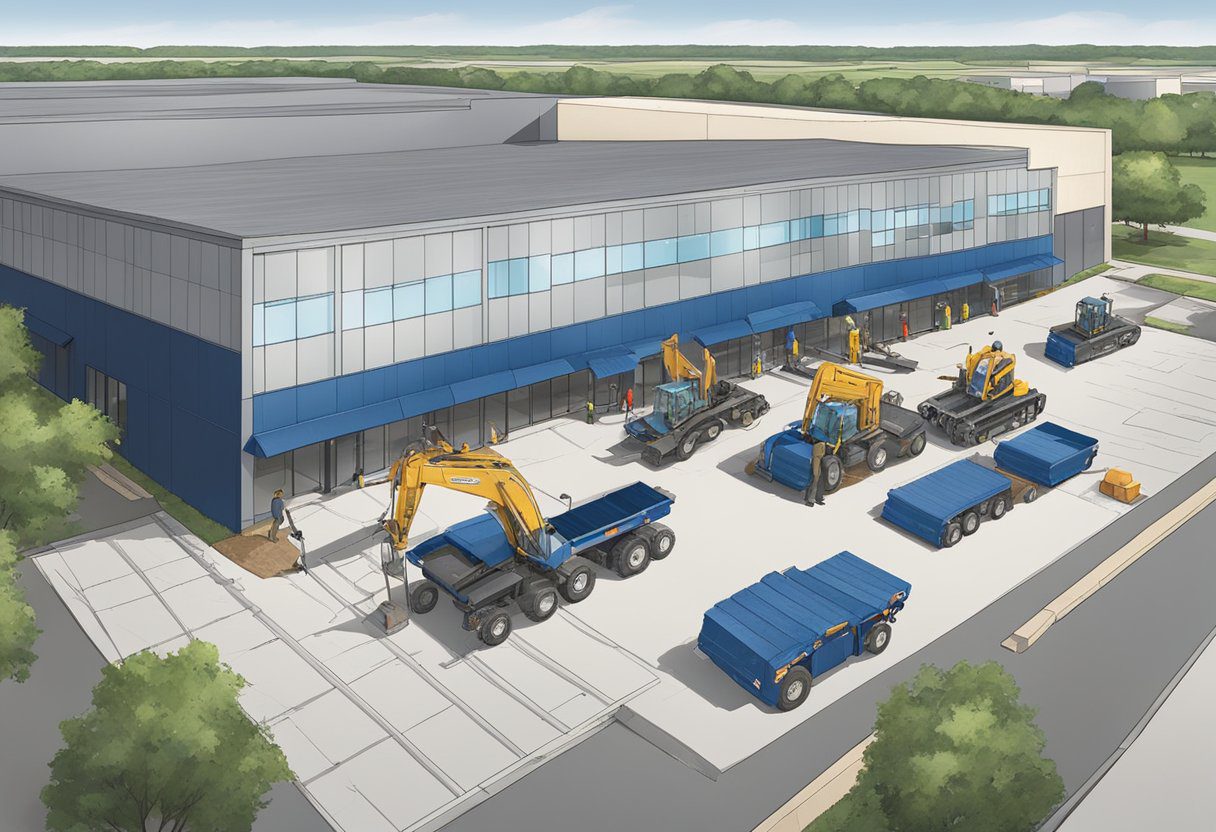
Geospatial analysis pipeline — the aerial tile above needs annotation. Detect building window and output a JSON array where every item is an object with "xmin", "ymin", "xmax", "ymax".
[
  {"xmin": 86, "ymin": 366, "xmax": 126, "ymax": 434},
  {"xmin": 393, "ymin": 282, "xmax": 424, "ymax": 319},
  {"xmin": 988, "ymin": 189, "xmax": 1050, "ymax": 217}
]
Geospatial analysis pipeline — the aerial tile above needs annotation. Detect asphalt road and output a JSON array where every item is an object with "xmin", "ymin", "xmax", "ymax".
[
  {"xmin": 0, "ymin": 471, "xmax": 332, "ymax": 832},
  {"xmin": 443, "ymin": 449, "xmax": 1216, "ymax": 832}
]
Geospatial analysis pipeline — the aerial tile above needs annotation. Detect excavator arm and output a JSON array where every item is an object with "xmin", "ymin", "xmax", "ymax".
[
  {"xmin": 662, "ymin": 334, "xmax": 717, "ymax": 400},
  {"xmin": 379, "ymin": 438, "xmax": 549, "ymax": 556},
  {"xmin": 801, "ymin": 362, "xmax": 885, "ymax": 434}
]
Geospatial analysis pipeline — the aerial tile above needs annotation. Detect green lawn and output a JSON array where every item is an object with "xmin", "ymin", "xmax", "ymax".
[
  {"xmin": 1137, "ymin": 272, "xmax": 1216, "ymax": 302},
  {"xmin": 1144, "ymin": 316, "xmax": 1193, "ymax": 334},
  {"xmin": 1174, "ymin": 156, "xmax": 1216, "ymax": 233},
  {"xmin": 1111, "ymin": 224, "xmax": 1216, "ymax": 278},
  {"xmin": 1058, "ymin": 262, "xmax": 1113, "ymax": 288}
]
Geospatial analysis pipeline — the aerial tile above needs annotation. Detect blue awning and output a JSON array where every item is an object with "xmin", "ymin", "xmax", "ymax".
[
  {"xmin": 586, "ymin": 348, "xmax": 638, "ymax": 378},
  {"xmin": 23, "ymin": 312, "xmax": 73, "ymax": 347},
  {"xmin": 938, "ymin": 269, "xmax": 986, "ymax": 292},
  {"xmin": 690, "ymin": 319, "xmax": 753, "ymax": 347},
  {"xmin": 244, "ymin": 399, "xmax": 404, "ymax": 458},
  {"xmin": 983, "ymin": 254, "xmax": 1063, "ymax": 283},
  {"xmin": 746, "ymin": 301, "xmax": 824, "ymax": 333},
  {"xmin": 625, "ymin": 337, "xmax": 666, "ymax": 360},
  {"xmin": 836, "ymin": 278, "xmax": 949, "ymax": 314},
  {"xmin": 512, "ymin": 358, "xmax": 575, "ymax": 388},
  {"xmin": 449, "ymin": 370, "xmax": 517, "ymax": 405},
  {"xmin": 399, "ymin": 386, "xmax": 454, "ymax": 419}
]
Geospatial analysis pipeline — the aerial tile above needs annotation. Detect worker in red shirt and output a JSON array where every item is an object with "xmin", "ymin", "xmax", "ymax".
[{"xmin": 625, "ymin": 386, "xmax": 634, "ymax": 417}]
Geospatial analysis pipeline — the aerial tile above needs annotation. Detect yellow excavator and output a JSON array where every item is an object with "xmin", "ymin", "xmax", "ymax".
[
  {"xmin": 626, "ymin": 334, "xmax": 770, "ymax": 465},
  {"xmin": 753, "ymin": 362, "xmax": 927, "ymax": 493},
  {"xmin": 372, "ymin": 430, "xmax": 676, "ymax": 645},
  {"xmin": 917, "ymin": 341, "xmax": 1047, "ymax": 446}
]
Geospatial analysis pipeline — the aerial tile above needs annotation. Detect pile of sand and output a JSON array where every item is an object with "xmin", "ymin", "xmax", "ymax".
[{"xmin": 213, "ymin": 532, "xmax": 302, "ymax": 579}]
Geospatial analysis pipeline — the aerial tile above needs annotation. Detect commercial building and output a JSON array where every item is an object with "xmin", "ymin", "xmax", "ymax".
[{"xmin": 0, "ymin": 78, "xmax": 1110, "ymax": 530}]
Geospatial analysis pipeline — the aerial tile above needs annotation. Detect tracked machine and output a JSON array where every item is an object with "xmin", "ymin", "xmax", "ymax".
[
  {"xmin": 1044, "ymin": 294, "xmax": 1140, "ymax": 368},
  {"xmin": 918, "ymin": 341, "xmax": 1046, "ymax": 447}
]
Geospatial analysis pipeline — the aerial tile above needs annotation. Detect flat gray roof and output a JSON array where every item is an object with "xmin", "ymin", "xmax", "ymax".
[{"xmin": 0, "ymin": 139, "xmax": 1024, "ymax": 240}]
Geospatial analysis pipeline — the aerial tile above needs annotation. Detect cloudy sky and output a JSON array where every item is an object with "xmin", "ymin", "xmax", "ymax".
[{"xmin": 5, "ymin": 1, "xmax": 1216, "ymax": 47}]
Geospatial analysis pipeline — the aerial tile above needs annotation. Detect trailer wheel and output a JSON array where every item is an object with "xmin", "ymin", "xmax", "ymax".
[
  {"xmin": 676, "ymin": 432, "xmax": 699, "ymax": 461},
  {"xmin": 559, "ymin": 564, "xmax": 596, "ymax": 603},
  {"xmin": 960, "ymin": 510, "xmax": 981, "ymax": 536},
  {"xmin": 822, "ymin": 455, "xmax": 844, "ymax": 493},
  {"xmin": 777, "ymin": 666, "xmax": 812, "ymax": 711},
  {"xmin": 908, "ymin": 432, "xmax": 927, "ymax": 457},
  {"xmin": 942, "ymin": 522, "xmax": 963, "ymax": 548},
  {"xmin": 866, "ymin": 442, "xmax": 889, "ymax": 473},
  {"xmin": 478, "ymin": 611, "xmax": 512, "ymax": 647},
  {"xmin": 990, "ymin": 494, "xmax": 1010, "ymax": 520},
  {"xmin": 643, "ymin": 523, "xmax": 677, "ymax": 561},
  {"xmin": 408, "ymin": 580, "xmax": 440, "ymax": 615},
  {"xmin": 611, "ymin": 535, "xmax": 651, "ymax": 578},
  {"xmin": 865, "ymin": 622, "xmax": 892, "ymax": 655},
  {"xmin": 1023, "ymin": 486, "xmax": 1039, "ymax": 504},
  {"xmin": 1128, "ymin": 328, "xmax": 1140, "ymax": 345},
  {"xmin": 522, "ymin": 582, "xmax": 560, "ymax": 622},
  {"xmin": 703, "ymin": 420, "xmax": 724, "ymax": 441},
  {"xmin": 740, "ymin": 410, "xmax": 755, "ymax": 427}
]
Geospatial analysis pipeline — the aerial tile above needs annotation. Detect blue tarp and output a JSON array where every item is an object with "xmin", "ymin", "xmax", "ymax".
[
  {"xmin": 449, "ymin": 370, "xmax": 517, "ymax": 405},
  {"xmin": 23, "ymin": 312, "xmax": 73, "ymax": 346},
  {"xmin": 547, "ymin": 481, "xmax": 672, "ymax": 544},
  {"xmin": 746, "ymin": 301, "xmax": 824, "ymax": 333},
  {"xmin": 586, "ymin": 348, "xmax": 638, "ymax": 378},
  {"xmin": 512, "ymin": 359, "xmax": 575, "ymax": 388},
  {"xmin": 399, "ymin": 386, "xmax": 454, "ymax": 419},
  {"xmin": 881, "ymin": 459, "xmax": 1012, "ymax": 547},
  {"xmin": 244, "ymin": 398, "xmax": 405, "ymax": 458},
  {"xmin": 983, "ymin": 254, "xmax": 1063, "ymax": 283},
  {"xmin": 691, "ymin": 319, "xmax": 753, "ymax": 347},
  {"xmin": 994, "ymin": 422, "xmax": 1098, "ymax": 486}
]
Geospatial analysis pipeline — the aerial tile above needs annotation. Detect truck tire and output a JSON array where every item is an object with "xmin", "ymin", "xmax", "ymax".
[
  {"xmin": 822, "ymin": 455, "xmax": 844, "ymax": 493},
  {"xmin": 1023, "ymin": 485, "xmax": 1039, "ymax": 504},
  {"xmin": 908, "ymin": 432, "xmax": 927, "ymax": 457},
  {"xmin": 408, "ymin": 580, "xmax": 440, "ymax": 614},
  {"xmin": 866, "ymin": 442, "xmax": 889, "ymax": 473},
  {"xmin": 942, "ymin": 522, "xmax": 963, "ymax": 548},
  {"xmin": 478, "ymin": 611, "xmax": 512, "ymax": 647},
  {"xmin": 639, "ymin": 523, "xmax": 677, "ymax": 560},
  {"xmin": 960, "ymin": 510, "xmax": 981, "ymax": 536},
  {"xmin": 675, "ymin": 432, "xmax": 699, "ymax": 461},
  {"xmin": 865, "ymin": 622, "xmax": 891, "ymax": 655},
  {"xmin": 702, "ymin": 420, "xmax": 724, "ymax": 441},
  {"xmin": 559, "ymin": 563, "xmax": 596, "ymax": 603},
  {"xmin": 611, "ymin": 535, "xmax": 651, "ymax": 578},
  {"xmin": 990, "ymin": 493, "xmax": 1010, "ymax": 520},
  {"xmin": 777, "ymin": 666, "xmax": 812, "ymax": 711},
  {"xmin": 740, "ymin": 410, "xmax": 755, "ymax": 427},
  {"xmin": 521, "ymin": 581, "xmax": 560, "ymax": 622}
]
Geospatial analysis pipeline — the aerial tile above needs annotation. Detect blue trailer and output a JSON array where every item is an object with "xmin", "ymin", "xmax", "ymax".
[
  {"xmin": 406, "ymin": 481, "xmax": 676, "ymax": 645},
  {"xmin": 994, "ymin": 422, "xmax": 1099, "ymax": 488},
  {"xmin": 698, "ymin": 552, "xmax": 911, "ymax": 711},
  {"xmin": 881, "ymin": 459, "xmax": 1014, "ymax": 548}
]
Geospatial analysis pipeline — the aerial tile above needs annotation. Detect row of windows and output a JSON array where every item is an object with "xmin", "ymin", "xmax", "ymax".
[
  {"xmin": 989, "ymin": 189, "xmax": 1051, "ymax": 217},
  {"xmin": 86, "ymin": 366, "xmax": 127, "ymax": 434},
  {"xmin": 253, "ymin": 270, "xmax": 481, "ymax": 346},
  {"xmin": 486, "ymin": 198, "xmax": 987, "ymax": 299}
]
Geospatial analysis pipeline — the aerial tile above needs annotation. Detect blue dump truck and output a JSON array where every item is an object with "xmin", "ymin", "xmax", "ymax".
[
  {"xmin": 698, "ymin": 552, "xmax": 911, "ymax": 711},
  {"xmin": 405, "ymin": 482, "xmax": 676, "ymax": 646},
  {"xmin": 994, "ymin": 422, "xmax": 1099, "ymax": 487},
  {"xmin": 881, "ymin": 459, "xmax": 1014, "ymax": 548},
  {"xmin": 1045, "ymin": 295, "xmax": 1141, "ymax": 368}
]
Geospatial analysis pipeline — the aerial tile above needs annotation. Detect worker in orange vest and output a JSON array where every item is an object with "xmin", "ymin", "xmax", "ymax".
[{"xmin": 625, "ymin": 386, "xmax": 634, "ymax": 416}]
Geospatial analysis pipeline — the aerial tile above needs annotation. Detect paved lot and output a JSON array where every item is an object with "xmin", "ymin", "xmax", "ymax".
[{"xmin": 29, "ymin": 274, "xmax": 1216, "ymax": 831}]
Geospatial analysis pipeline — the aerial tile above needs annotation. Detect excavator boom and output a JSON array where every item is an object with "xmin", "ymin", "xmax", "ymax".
[{"xmin": 802, "ymin": 362, "xmax": 885, "ymax": 434}]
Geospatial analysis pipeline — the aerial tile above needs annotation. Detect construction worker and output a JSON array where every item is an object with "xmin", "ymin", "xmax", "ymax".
[
  {"xmin": 268, "ymin": 489, "xmax": 299, "ymax": 543},
  {"xmin": 943, "ymin": 303, "xmax": 952, "ymax": 331},
  {"xmin": 625, "ymin": 386, "xmax": 634, "ymax": 417},
  {"xmin": 961, "ymin": 301, "xmax": 970, "ymax": 322},
  {"xmin": 488, "ymin": 422, "xmax": 501, "ymax": 444},
  {"xmin": 785, "ymin": 328, "xmax": 797, "ymax": 366},
  {"xmin": 900, "ymin": 310, "xmax": 909, "ymax": 341},
  {"xmin": 805, "ymin": 440, "xmax": 827, "ymax": 507},
  {"xmin": 991, "ymin": 284, "xmax": 1002, "ymax": 317},
  {"xmin": 585, "ymin": 399, "xmax": 595, "ymax": 424}
]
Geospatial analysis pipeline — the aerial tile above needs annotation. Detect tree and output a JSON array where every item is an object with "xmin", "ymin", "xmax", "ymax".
[
  {"xmin": 811, "ymin": 661, "xmax": 1063, "ymax": 832},
  {"xmin": 1112, "ymin": 151, "xmax": 1207, "ymax": 238},
  {"xmin": 42, "ymin": 640, "xmax": 292, "ymax": 832},
  {"xmin": 0, "ymin": 305, "xmax": 119, "ymax": 545},
  {"xmin": 0, "ymin": 531, "xmax": 39, "ymax": 682}
]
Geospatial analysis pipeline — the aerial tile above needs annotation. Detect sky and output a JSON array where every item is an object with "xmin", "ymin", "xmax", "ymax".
[{"xmin": 5, "ymin": 1, "xmax": 1216, "ymax": 48}]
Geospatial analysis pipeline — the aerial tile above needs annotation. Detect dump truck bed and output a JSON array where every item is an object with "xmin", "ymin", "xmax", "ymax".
[
  {"xmin": 546, "ymin": 481, "xmax": 673, "ymax": 552},
  {"xmin": 994, "ymin": 422, "xmax": 1098, "ymax": 486},
  {"xmin": 698, "ymin": 551, "xmax": 911, "ymax": 707},
  {"xmin": 878, "ymin": 402, "xmax": 924, "ymax": 438},
  {"xmin": 881, "ymin": 459, "xmax": 1012, "ymax": 547}
]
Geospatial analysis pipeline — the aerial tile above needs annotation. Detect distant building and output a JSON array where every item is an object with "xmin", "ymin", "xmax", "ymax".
[
  {"xmin": 963, "ymin": 73, "xmax": 1089, "ymax": 99},
  {"xmin": 1100, "ymin": 75, "xmax": 1184, "ymax": 100}
]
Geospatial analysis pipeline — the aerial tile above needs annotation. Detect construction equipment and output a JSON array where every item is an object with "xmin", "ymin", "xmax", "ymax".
[
  {"xmin": 882, "ymin": 459, "xmax": 1016, "ymax": 548},
  {"xmin": 625, "ymin": 334, "xmax": 770, "ymax": 465},
  {"xmin": 376, "ymin": 432, "xmax": 676, "ymax": 645},
  {"xmin": 917, "ymin": 341, "xmax": 1047, "ymax": 447},
  {"xmin": 1101, "ymin": 468, "xmax": 1141, "ymax": 503},
  {"xmin": 698, "ymin": 552, "xmax": 911, "ymax": 711},
  {"xmin": 994, "ymin": 422, "xmax": 1099, "ymax": 487},
  {"xmin": 1045, "ymin": 294, "xmax": 1140, "ymax": 368},
  {"xmin": 753, "ymin": 363, "xmax": 926, "ymax": 494}
]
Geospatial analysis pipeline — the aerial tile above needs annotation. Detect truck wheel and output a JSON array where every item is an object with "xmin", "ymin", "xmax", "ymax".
[
  {"xmin": 676, "ymin": 432, "xmax": 699, "ymax": 461},
  {"xmin": 1128, "ymin": 328, "xmax": 1140, "ymax": 345},
  {"xmin": 559, "ymin": 564, "xmax": 596, "ymax": 603},
  {"xmin": 522, "ymin": 583, "xmax": 560, "ymax": 622},
  {"xmin": 1023, "ymin": 486, "xmax": 1038, "ymax": 504},
  {"xmin": 865, "ymin": 622, "xmax": 891, "ymax": 655},
  {"xmin": 478, "ymin": 611, "xmax": 512, "ymax": 647},
  {"xmin": 642, "ymin": 523, "xmax": 677, "ymax": 560},
  {"xmin": 822, "ymin": 455, "xmax": 844, "ymax": 493},
  {"xmin": 942, "ymin": 522, "xmax": 963, "ymax": 548},
  {"xmin": 611, "ymin": 535, "xmax": 651, "ymax": 578},
  {"xmin": 740, "ymin": 410, "xmax": 755, "ymax": 427},
  {"xmin": 777, "ymin": 666, "xmax": 812, "ymax": 711},
  {"xmin": 960, "ymin": 510, "xmax": 981, "ymax": 536},
  {"xmin": 866, "ymin": 442, "xmax": 889, "ymax": 473},
  {"xmin": 908, "ymin": 432, "xmax": 927, "ymax": 457},
  {"xmin": 918, "ymin": 402, "xmax": 933, "ymax": 419},
  {"xmin": 408, "ymin": 580, "xmax": 440, "ymax": 614},
  {"xmin": 990, "ymin": 494, "xmax": 1010, "ymax": 520},
  {"xmin": 703, "ymin": 420, "xmax": 724, "ymax": 441}
]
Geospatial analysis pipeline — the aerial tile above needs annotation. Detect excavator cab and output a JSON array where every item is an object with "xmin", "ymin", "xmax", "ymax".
[
  {"xmin": 1075, "ymin": 296, "xmax": 1113, "ymax": 337},
  {"xmin": 964, "ymin": 342, "xmax": 1022, "ymax": 401},
  {"xmin": 808, "ymin": 401, "xmax": 860, "ymax": 447},
  {"xmin": 651, "ymin": 381, "xmax": 705, "ymax": 432}
]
